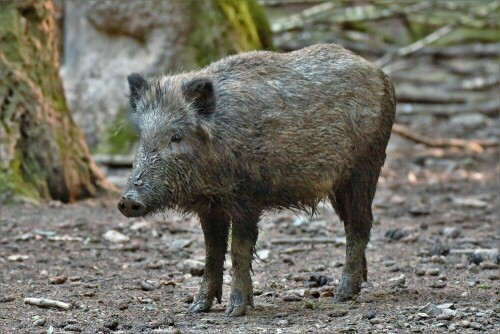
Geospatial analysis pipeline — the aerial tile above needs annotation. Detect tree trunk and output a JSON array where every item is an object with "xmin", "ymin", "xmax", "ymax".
[
  {"xmin": 0, "ymin": 0, "xmax": 115, "ymax": 203},
  {"xmin": 59, "ymin": 0, "xmax": 273, "ymax": 152}
]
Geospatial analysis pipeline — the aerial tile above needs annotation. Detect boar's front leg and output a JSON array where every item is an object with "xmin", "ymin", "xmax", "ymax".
[
  {"xmin": 225, "ymin": 210, "xmax": 260, "ymax": 317},
  {"xmin": 188, "ymin": 209, "xmax": 230, "ymax": 313}
]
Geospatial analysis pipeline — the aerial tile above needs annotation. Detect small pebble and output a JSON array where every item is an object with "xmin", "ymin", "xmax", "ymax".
[
  {"xmin": 418, "ymin": 303, "xmax": 443, "ymax": 317},
  {"xmin": 180, "ymin": 259, "xmax": 205, "ymax": 276},
  {"xmin": 471, "ymin": 322, "xmax": 483, "ymax": 330},
  {"xmin": 437, "ymin": 303, "xmax": 455, "ymax": 310},
  {"xmin": 383, "ymin": 260, "xmax": 396, "ymax": 267},
  {"xmin": 430, "ymin": 281, "xmax": 447, "ymax": 288},
  {"xmin": 388, "ymin": 274, "xmax": 406, "ymax": 287},
  {"xmin": 49, "ymin": 275, "xmax": 68, "ymax": 285},
  {"xmin": 0, "ymin": 296, "xmax": 15, "ymax": 303},
  {"xmin": 329, "ymin": 310, "xmax": 348, "ymax": 317},
  {"xmin": 443, "ymin": 227, "xmax": 461, "ymax": 238},
  {"xmin": 431, "ymin": 255, "xmax": 446, "ymax": 263},
  {"xmin": 65, "ymin": 324, "xmax": 82, "ymax": 332},
  {"xmin": 7, "ymin": 254, "xmax": 29, "ymax": 262},
  {"xmin": 282, "ymin": 294, "xmax": 302, "ymax": 302},
  {"xmin": 460, "ymin": 320, "xmax": 470, "ymax": 328},
  {"xmin": 436, "ymin": 312, "xmax": 454, "ymax": 321},
  {"xmin": 117, "ymin": 300, "xmax": 130, "ymax": 310},
  {"xmin": 282, "ymin": 289, "xmax": 310, "ymax": 301},
  {"xmin": 469, "ymin": 253, "xmax": 483, "ymax": 265},
  {"xmin": 140, "ymin": 280, "xmax": 160, "ymax": 291},
  {"xmin": 320, "ymin": 291, "xmax": 334, "ymax": 298},
  {"xmin": 146, "ymin": 261, "xmax": 163, "ymax": 270},
  {"xmin": 33, "ymin": 318, "xmax": 46, "ymax": 326},
  {"xmin": 365, "ymin": 311, "xmax": 376, "ymax": 320},
  {"xmin": 103, "ymin": 230, "xmax": 130, "ymax": 243},
  {"xmin": 277, "ymin": 319, "xmax": 289, "ymax": 326},
  {"xmin": 427, "ymin": 268, "xmax": 440, "ymax": 276},
  {"xmin": 369, "ymin": 318, "xmax": 382, "ymax": 325},
  {"xmin": 480, "ymin": 262, "xmax": 498, "ymax": 270},
  {"xmin": 415, "ymin": 268, "xmax": 426, "ymax": 276}
]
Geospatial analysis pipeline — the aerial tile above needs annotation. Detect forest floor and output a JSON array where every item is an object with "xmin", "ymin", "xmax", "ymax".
[{"xmin": 1, "ymin": 123, "xmax": 499, "ymax": 333}]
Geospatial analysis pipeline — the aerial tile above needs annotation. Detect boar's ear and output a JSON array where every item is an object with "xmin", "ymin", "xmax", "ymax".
[
  {"xmin": 127, "ymin": 73, "xmax": 147, "ymax": 110},
  {"xmin": 182, "ymin": 78, "xmax": 216, "ymax": 115}
]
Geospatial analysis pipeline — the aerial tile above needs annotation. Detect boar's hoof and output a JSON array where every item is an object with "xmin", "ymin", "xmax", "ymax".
[
  {"xmin": 333, "ymin": 274, "xmax": 362, "ymax": 303},
  {"xmin": 187, "ymin": 296, "xmax": 213, "ymax": 313},
  {"xmin": 225, "ymin": 289, "xmax": 253, "ymax": 317},
  {"xmin": 118, "ymin": 191, "xmax": 147, "ymax": 217}
]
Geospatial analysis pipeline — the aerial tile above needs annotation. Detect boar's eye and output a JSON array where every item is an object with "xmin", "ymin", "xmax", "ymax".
[{"xmin": 171, "ymin": 134, "xmax": 182, "ymax": 143}]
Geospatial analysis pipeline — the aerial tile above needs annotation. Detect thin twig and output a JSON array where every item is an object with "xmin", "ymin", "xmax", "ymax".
[
  {"xmin": 377, "ymin": 25, "xmax": 454, "ymax": 68},
  {"xmin": 397, "ymin": 100, "xmax": 499, "ymax": 118},
  {"xmin": 24, "ymin": 298, "xmax": 71, "ymax": 310},
  {"xmin": 392, "ymin": 123, "xmax": 498, "ymax": 150},
  {"xmin": 270, "ymin": 237, "xmax": 346, "ymax": 246}
]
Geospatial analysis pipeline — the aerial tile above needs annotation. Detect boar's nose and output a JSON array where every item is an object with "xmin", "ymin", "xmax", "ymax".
[{"xmin": 118, "ymin": 191, "xmax": 147, "ymax": 217}]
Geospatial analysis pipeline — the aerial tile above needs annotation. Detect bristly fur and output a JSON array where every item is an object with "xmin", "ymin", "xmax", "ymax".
[{"xmin": 120, "ymin": 43, "xmax": 396, "ymax": 315}]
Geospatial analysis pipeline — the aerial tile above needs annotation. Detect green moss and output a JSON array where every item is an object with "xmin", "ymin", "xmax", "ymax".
[
  {"xmin": 435, "ymin": 27, "xmax": 500, "ymax": 46},
  {"xmin": 185, "ymin": 0, "xmax": 274, "ymax": 68},
  {"xmin": 0, "ymin": 4, "xmax": 24, "ymax": 65},
  {"xmin": 216, "ymin": 0, "xmax": 273, "ymax": 51},
  {"xmin": 93, "ymin": 108, "xmax": 138, "ymax": 155},
  {"xmin": 52, "ymin": 93, "xmax": 67, "ymax": 113},
  {"xmin": 0, "ymin": 153, "xmax": 40, "ymax": 203}
]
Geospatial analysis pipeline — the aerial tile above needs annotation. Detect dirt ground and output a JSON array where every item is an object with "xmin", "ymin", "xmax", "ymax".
[{"xmin": 1, "ymin": 129, "xmax": 499, "ymax": 333}]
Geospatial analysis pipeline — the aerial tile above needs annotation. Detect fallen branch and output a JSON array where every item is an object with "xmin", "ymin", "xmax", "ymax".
[
  {"xmin": 24, "ymin": 297, "xmax": 71, "ymax": 310},
  {"xmin": 271, "ymin": 2, "xmax": 339, "ymax": 32},
  {"xmin": 392, "ymin": 123, "xmax": 498, "ymax": 150},
  {"xmin": 443, "ymin": 75, "xmax": 500, "ymax": 91},
  {"xmin": 271, "ymin": 2, "xmax": 431, "ymax": 33},
  {"xmin": 421, "ymin": 43, "xmax": 499, "ymax": 58},
  {"xmin": 270, "ymin": 237, "xmax": 346, "ymax": 246},
  {"xmin": 395, "ymin": 88, "xmax": 468, "ymax": 104},
  {"xmin": 377, "ymin": 25, "xmax": 454, "ymax": 68},
  {"xmin": 397, "ymin": 100, "xmax": 499, "ymax": 118}
]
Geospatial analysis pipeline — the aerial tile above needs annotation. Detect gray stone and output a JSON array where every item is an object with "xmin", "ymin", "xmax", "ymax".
[
  {"xmin": 388, "ymin": 274, "xmax": 406, "ymax": 287},
  {"xmin": 180, "ymin": 259, "xmax": 205, "ymax": 276},
  {"xmin": 282, "ymin": 289, "xmax": 310, "ymax": 301},
  {"xmin": 418, "ymin": 303, "xmax": 443, "ymax": 317},
  {"xmin": 450, "ymin": 113, "xmax": 486, "ymax": 128},
  {"xmin": 103, "ymin": 230, "xmax": 130, "ymax": 243},
  {"xmin": 443, "ymin": 227, "xmax": 461, "ymax": 238}
]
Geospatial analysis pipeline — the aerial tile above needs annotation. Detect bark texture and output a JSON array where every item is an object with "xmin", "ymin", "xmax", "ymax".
[
  {"xmin": 0, "ymin": 0, "xmax": 114, "ymax": 203},
  {"xmin": 59, "ymin": 0, "xmax": 273, "ymax": 151}
]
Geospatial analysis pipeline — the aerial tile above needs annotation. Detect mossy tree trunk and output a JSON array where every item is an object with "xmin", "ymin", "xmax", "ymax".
[{"xmin": 0, "ymin": 0, "xmax": 115, "ymax": 203}]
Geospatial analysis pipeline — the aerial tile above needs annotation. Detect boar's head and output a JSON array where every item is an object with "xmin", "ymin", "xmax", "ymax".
[{"xmin": 118, "ymin": 73, "xmax": 222, "ymax": 217}]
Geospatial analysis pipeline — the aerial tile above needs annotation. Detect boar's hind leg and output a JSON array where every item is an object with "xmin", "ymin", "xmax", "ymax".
[
  {"xmin": 329, "ymin": 165, "xmax": 380, "ymax": 302},
  {"xmin": 188, "ymin": 210, "xmax": 230, "ymax": 313},
  {"xmin": 225, "ymin": 210, "xmax": 260, "ymax": 317}
]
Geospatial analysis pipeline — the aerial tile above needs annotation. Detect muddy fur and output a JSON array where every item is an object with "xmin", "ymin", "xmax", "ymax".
[{"xmin": 119, "ymin": 44, "xmax": 396, "ymax": 316}]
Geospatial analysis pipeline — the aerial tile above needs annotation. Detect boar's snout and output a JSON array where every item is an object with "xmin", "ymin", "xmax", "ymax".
[{"xmin": 118, "ymin": 190, "xmax": 147, "ymax": 217}]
